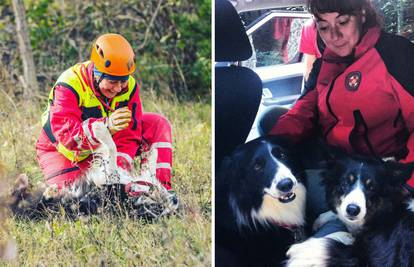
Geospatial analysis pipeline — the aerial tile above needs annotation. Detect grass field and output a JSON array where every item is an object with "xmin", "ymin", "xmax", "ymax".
[{"xmin": 0, "ymin": 90, "xmax": 211, "ymax": 266}]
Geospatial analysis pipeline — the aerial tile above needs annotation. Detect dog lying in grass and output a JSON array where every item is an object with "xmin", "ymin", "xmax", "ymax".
[{"xmin": 8, "ymin": 121, "xmax": 177, "ymax": 221}]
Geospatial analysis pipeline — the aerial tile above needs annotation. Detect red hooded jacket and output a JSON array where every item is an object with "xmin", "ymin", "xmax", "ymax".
[{"xmin": 270, "ymin": 27, "xmax": 414, "ymax": 189}]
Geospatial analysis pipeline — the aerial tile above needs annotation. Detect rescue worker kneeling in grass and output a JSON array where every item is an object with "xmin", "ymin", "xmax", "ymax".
[{"xmin": 36, "ymin": 33, "xmax": 178, "ymax": 209}]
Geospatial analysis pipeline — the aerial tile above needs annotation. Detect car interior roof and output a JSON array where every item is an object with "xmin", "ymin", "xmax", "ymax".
[{"xmin": 233, "ymin": 0, "xmax": 307, "ymax": 13}]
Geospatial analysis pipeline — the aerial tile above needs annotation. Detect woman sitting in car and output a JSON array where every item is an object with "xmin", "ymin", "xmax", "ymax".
[{"xmin": 269, "ymin": 0, "xmax": 414, "ymax": 262}]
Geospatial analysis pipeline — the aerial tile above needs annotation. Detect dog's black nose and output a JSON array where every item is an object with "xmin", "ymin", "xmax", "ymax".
[
  {"xmin": 346, "ymin": 204, "xmax": 361, "ymax": 216},
  {"xmin": 277, "ymin": 178, "xmax": 294, "ymax": 192}
]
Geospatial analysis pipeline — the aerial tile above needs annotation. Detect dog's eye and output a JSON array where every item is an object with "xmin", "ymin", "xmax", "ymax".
[
  {"xmin": 253, "ymin": 158, "xmax": 265, "ymax": 171},
  {"xmin": 348, "ymin": 174, "xmax": 355, "ymax": 183},
  {"xmin": 365, "ymin": 179, "xmax": 374, "ymax": 191},
  {"xmin": 272, "ymin": 147, "xmax": 286, "ymax": 159}
]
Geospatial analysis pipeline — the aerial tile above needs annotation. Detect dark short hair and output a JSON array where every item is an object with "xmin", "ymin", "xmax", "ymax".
[{"xmin": 308, "ymin": 0, "xmax": 381, "ymax": 29}]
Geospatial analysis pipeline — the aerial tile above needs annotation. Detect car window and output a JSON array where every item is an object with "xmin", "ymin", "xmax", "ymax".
[{"xmin": 239, "ymin": 10, "xmax": 311, "ymax": 69}]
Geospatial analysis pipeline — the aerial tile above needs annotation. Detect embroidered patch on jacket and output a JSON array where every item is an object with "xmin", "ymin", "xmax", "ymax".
[{"xmin": 345, "ymin": 71, "xmax": 362, "ymax": 91}]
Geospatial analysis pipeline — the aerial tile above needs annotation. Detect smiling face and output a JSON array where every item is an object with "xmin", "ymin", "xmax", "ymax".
[
  {"xmin": 233, "ymin": 138, "xmax": 301, "ymax": 207},
  {"xmin": 98, "ymin": 78, "xmax": 128, "ymax": 98},
  {"xmin": 315, "ymin": 11, "xmax": 365, "ymax": 57}
]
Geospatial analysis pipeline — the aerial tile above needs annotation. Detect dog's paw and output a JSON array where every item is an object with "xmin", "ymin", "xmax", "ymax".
[
  {"xmin": 313, "ymin": 211, "xmax": 338, "ymax": 232},
  {"xmin": 43, "ymin": 184, "xmax": 60, "ymax": 199},
  {"xmin": 286, "ymin": 237, "xmax": 330, "ymax": 267}
]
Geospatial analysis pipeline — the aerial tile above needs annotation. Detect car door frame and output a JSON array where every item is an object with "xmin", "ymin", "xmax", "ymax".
[{"xmin": 241, "ymin": 10, "xmax": 312, "ymax": 141}]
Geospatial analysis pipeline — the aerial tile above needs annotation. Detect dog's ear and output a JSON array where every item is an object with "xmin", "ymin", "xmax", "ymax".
[
  {"xmin": 324, "ymin": 145, "xmax": 348, "ymax": 165},
  {"xmin": 320, "ymin": 157, "xmax": 348, "ymax": 187},
  {"xmin": 384, "ymin": 161, "xmax": 414, "ymax": 185},
  {"xmin": 217, "ymin": 155, "xmax": 239, "ymax": 183},
  {"xmin": 304, "ymin": 142, "xmax": 349, "ymax": 170},
  {"xmin": 320, "ymin": 166, "xmax": 338, "ymax": 187},
  {"xmin": 218, "ymin": 156, "xmax": 232, "ymax": 176}
]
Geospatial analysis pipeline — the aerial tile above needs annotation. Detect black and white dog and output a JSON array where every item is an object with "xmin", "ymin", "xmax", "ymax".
[
  {"xmin": 8, "ymin": 121, "xmax": 173, "ymax": 220},
  {"xmin": 215, "ymin": 136, "xmax": 307, "ymax": 267},
  {"xmin": 287, "ymin": 152, "xmax": 414, "ymax": 267}
]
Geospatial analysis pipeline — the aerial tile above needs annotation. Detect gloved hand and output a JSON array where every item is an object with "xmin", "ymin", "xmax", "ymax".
[{"xmin": 107, "ymin": 107, "xmax": 131, "ymax": 135}]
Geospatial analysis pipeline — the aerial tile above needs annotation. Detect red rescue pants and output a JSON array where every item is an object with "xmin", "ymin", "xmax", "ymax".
[{"xmin": 37, "ymin": 113, "xmax": 173, "ymax": 190}]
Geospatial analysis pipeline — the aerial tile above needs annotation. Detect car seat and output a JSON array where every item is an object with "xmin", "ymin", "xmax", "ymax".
[
  {"xmin": 257, "ymin": 106, "xmax": 289, "ymax": 136},
  {"xmin": 215, "ymin": 0, "xmax": 262, "ymax": 169}
]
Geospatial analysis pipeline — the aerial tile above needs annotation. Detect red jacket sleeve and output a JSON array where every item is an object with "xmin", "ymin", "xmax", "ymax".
[
  {"xmin": 112, "ymin": 83, "xmax": 143, "ymax": 170},
  {"xmin": 392, "ymin": 78, "xmax": 414, "ymax": 189},
  {"xmin": 50, "ymin": 84, "xmax": 103, "ymax": 154},
  {"xmin": 269, "ymin": 89, "xmax": 318, "ymax": 143}
]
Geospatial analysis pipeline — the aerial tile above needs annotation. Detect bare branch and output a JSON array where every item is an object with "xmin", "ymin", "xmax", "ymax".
[
  {"xmin": 137, "ymin": 0, "xmax": 164, "ymax": 51},
  {"xmin": 11, "ymin": 0, "xmax": 39, "ymax": 99}
]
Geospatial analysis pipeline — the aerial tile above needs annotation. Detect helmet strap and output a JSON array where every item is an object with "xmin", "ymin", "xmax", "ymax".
[
  {"xmin": 97, "ymin": 74, "xmax": 105, "ymax": 85},
  {"xmin": 94, "ymin": 75, "xmax": 105, "ymax": 97}
]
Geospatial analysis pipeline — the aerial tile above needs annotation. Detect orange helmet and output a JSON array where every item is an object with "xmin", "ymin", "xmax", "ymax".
[{"xmin": 90, "ymin": 33, "xmax": 136, "ymax": 77}]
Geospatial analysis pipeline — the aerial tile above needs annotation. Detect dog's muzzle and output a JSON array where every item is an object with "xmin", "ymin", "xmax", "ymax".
[{"xmin": 265, "ymin": 178, "xmax": 297, "ymax": 203}]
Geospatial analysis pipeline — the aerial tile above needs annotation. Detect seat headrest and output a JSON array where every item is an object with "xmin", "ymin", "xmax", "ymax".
[{"xmin": 215, "ymin": 0, "xmax": 252, "ymax": 62}]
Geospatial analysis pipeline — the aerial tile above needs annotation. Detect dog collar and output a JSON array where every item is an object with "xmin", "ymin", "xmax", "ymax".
[
  {"xmin": 274, "ymin": 222, "xmax": 306, "ymax": 242},
  {"xmin": 277, "ymin": 222, "xmax": 296, "ymax": 230}
]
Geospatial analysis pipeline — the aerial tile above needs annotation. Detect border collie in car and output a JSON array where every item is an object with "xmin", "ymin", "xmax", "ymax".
[
  {"xmin": 287, "ymin": 152, "xmax": 414, "ymax": 267},
  {"xmin": 215, "ymin": 136, "xmax": 307, "ymax": 266}
]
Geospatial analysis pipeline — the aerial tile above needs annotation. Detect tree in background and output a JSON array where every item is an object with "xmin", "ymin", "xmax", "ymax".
[
  {"xmin": 373, "ymin": 0, "xmax": 414, "ymax": 39},
  {"xmin": 0, "ymin": 0, "xmax": 211, "ymax": 100},
  {"xmin": 11, "ymin": 0, "xmax": 39, "ymax": 99}
]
